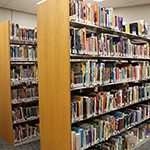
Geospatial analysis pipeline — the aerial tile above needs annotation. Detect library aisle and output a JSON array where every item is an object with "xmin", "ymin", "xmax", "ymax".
[{"xmin": 0, "ymin": 137, "xmax": 40, "ymax": 150}]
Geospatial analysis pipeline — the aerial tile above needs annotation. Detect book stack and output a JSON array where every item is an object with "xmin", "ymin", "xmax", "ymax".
[
  {"xmin": 10, "ymin": 23, "xmax": 39, "ymax": 145},
  {"xmin": 12, "ymin": 106, "xmax": 39, "ymax": 123},
  {"xmin": 69, "ymin": 0, "xmax": 150, "ymax": 37},
  {"xmin": 13, "ymin": 123, "xmax": 40, "ymax": 143},
  {"xmin": 10, "ymin": 45, "xmax": 37, "ymax": 61},
  {"xmin": 71, "ymin": 61, "xmax": 150, "ymax": 89},
  {"xmin": 125, "ymin": 20, "xmax": 148, "ymax": 37},
  {"xmin": 69, "ymin": 0, "xmax": 123, "ymax": 31},
  {"xmin": 70, "ymin": 28, "xmax": 150, "ymax": 57},
  {"xmin": 10, "ymin": 23, "xmax": 37, "ymax": 41},
  {"xmin": 11, "ymin": 86, "xmax": 38, "ymax": 104},
  {"xmin": 11, "ymin": 64, "xmax": 38, "ymax": 82},
  {"xmin": 89, "ymin": 120, "xmax": 150, "ymax": 150},
  {"xmin": 71, "ymin": 84, "xmax": 150, "ymax": 123},
  {"xmin": 71, "ymin": 103, "xmax": 150, "ymax": 150}
]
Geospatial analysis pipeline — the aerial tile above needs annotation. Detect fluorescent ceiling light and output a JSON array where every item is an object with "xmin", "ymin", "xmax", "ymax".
[
  {"xmin": 37, "ymin": 0, "xmax": 47, "ymax": 5},
  {"xmin": 93, "ymin": 0, "xmax": 104, "ymax": 2}
]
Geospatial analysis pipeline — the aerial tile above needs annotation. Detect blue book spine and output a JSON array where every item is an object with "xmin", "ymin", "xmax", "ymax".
[
  {"xmin": 86, "ymin": 63, "xmax": 88, "ymax": 86},
  {"xmin": 12, "ymin": 23, "xmax": 14, "ymax": 36},
  {"xmin": 88, "ymin": 98, "xmax": 90, "ymax": 116},
  {"xmin": 80, "ymin": 129, "xmax": 84, "ymax": 148},
  {"xmin": 15, "ymin": 47, "xmax": 17, "ymax": 58},
  {"xmin": 87, "ymin": 131, "xmax": 89, "ymax": 146},
  {"xmin": 105, "ymin": 10, "xmax": 107, "ymax": 28},
  {"xmin": 92, "ymin": 8, "xmax": 94, "ymax": 25},
  {"xmin": 97, "ymin": 63, "xmax": 99, "ymax": 84},
  {"xmin": 113, "ymin": 67, "xmax": 116, "ymax": 83},
  {"xmin": 76, "ymin": 30, "xmax": 78, "ymax": 54},
  {"xmin": 100, "ymin": 122, "xmax": 102, "ymax": 142},
  {"xmin": 133, "ymin": 111, "xmax": 135, "ymax": 124}
]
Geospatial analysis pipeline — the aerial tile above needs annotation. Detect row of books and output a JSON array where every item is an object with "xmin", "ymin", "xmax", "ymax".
[
  {"xmin": 71, "ymin": 104, "xmax": 150, "ymax": 150},
  {"xmin": 89, "ymin": 120, "xmax": 150, "ymax": 150},
  {"xmin": 70, "ymin": 28, "xmax": 150, "ymax": 57},
  {"xmin": 125, "ymin": 20, "xmax": 149, "ymax": 37},
  {"xmin": 10, "ymin": 45, "xmax": 38, "ymax": 61},
  {"xmin": 10, "ymin": 23, "xmax": 37, "ymax": 41},
  {"xmin": 12, "ymin": 106, "xmax": 39, "ymax": 123},
  {"xmin": 69, "ymin": 1, "xmax": 150, "ymax": 37},
  {"xmin": 71, "ymin": 61, "xmax": 150, "ymax": 89},
  {"xmin": 71, "ymin": 83, "xmax": 150, "ymax": 123},
  {"xmin": 11, "ymin": 86, "xmax": 38, "ymax": 104},
  {"xmin": 13, "ymin": 123, "xmax": 40, "ymax": 143},
  {"xmin": 11, "ymin": 65, "xmax": 38, "ymax": 82},
  {"xmin": 69, "ymin": 1, "xmax": 123, "ymax": 31}
]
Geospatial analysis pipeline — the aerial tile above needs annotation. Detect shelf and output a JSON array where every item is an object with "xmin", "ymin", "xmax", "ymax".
[
  {"xmin": 14, "ymin": 136, "xmax": 40, "ymax": 147},
  {"xmin": 70, "ymin": 21, "xmax": 150, "ymax": 43},
  {"xmin": 11, "ymin": 79, "xmax": 38, "ymax": 86},
  {"xmin": 10, "ymin": 39, "xmax": 37, "ymax": 46},
  {"xmin": 72, "ymin": 98, "xmax": 149, "ymax": 124},
  {"xmin": 71, "ymin": 78, "xmax": 150, "ymax": 91},
  {"xmin": 10, "ymin": 60, "xmax": 38, "ymax": 65},
  {"xmin": 12, "ymin": 97, "xmax": 39, "ymax": 104},
  {"xmin": 13, "ymin": 117, "xmax": 39, "ymax": 125},
  {"xmin": 70, "ymin": 60, "xmax": 88, "ymax": 63},
  {"xmin": 70, "ymin": 54, "xmax": 150, "ymax": 61},
  {"xmin": 131, "ymin": 136, "xmax": 150, "ymax": 150},
  {"xmin": 84, "ymin": 117, "xmax": 150, "ymax": 150}
]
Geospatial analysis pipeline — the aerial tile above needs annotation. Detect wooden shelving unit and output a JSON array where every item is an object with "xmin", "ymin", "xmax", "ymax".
[
  {"xmin": 37, "ymin": 0, "xmax": 71, "ymax": 150},
  {"xmin": 37, "ymin": 1, "xmax": 150, "ymax": 150},
  {"xmin": 0, "ymin": 20, "xmax": 40, "ymax": 147}
]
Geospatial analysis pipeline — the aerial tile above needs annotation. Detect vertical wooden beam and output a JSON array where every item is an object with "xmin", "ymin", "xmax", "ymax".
[
  {"xmin": 0, "ymin": 21, "xmax": 14, "ymax": 146},
  {"xmin": 37, "ymin": 0, "xmax": 71, "ymax": 150}
]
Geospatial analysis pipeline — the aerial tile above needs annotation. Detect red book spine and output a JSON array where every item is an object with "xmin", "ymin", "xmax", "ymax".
[
  {"xmin": 103, "ymin": 93, "xmax": 106, "ymax": 113},
  {"xmin": 96, "ymin": 96, "xmax": 98, "ymax": 115},
  {"xmin": 119, "ymin": 118, "xmax": 122, "ymax": 132},
  {"xmin": 115, "ymin": 16, "xmax": 117, "ymax": 27},
  {"xmin": 134, "ymin": 67, "xmax": 136, "ymax": 80},
  {"xmin": 115, "ymin": 68, "xmax": 117, "ymax": 82},
  {"xmin": 137, "ymin": 46, "xmax": 139, "ymax": 57},
  {"xmin": 119, "ymin": 91, "xmax": 121, "ymax": 108}
]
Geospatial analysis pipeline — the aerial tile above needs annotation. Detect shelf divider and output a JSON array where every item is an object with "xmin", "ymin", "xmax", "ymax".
[
  {"xmin": 0, "ymin": 21, "xmax": 14, "ymax": 146},
  {"xmin": 37, "ymin": 0, "xmax": 71, "ymax": 150}
]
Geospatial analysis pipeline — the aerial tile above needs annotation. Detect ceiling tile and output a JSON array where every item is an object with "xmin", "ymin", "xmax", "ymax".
[
  {"xmin": 102, "ymin": 0, "xmax": 130, "ymax": 7},
  {"xmin": 3, "ymin": 0, "xmax": 33, "ymax": 10},
  {"xmin": 84, "ymin": 0, "xmax": 134, "ymax": 8},
  {"xmin": 113, "ymin": 2, "xmax": 135, "ymax": 8},
  {"xmin": 24, "ymin": 4, "xmax": 37, "ymax": 14},
  {"xmin": 0, "ymin": 0, "xmax": 11, "ymax": 7},
  {"xmin": 132, "ymin": 0, "xmax": 150, "ymax": 5}
]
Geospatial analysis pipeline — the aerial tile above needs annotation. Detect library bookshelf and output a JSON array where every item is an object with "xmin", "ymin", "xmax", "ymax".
[
  {"xmin": 0, "ymin": 20, "xmax": 39, "ymax": 146},
  {"xmin": 37, "ymin": 1, "xmax": 150, "ymax": 150}
]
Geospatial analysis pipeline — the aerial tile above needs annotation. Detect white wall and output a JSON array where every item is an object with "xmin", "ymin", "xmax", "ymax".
[
  {"xmin": 114, "ymin": 4, "xmax": 150, "ymax": 25},
  {"xmin": 0, "ymin": 7, "xmax": 37, "ymax": 29}
]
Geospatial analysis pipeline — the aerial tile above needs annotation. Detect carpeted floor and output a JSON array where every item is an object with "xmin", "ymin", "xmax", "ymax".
[
  {"xmin": 0, "ymin": 137, "xmax": 149, "ymax": 150},
  {"xmin": 134, "ymin": 141, "xmax": 150, "ymax": 150},
  {"xmin": 0, "ymin": 137, "xmax": 40, "ymax": 150}
]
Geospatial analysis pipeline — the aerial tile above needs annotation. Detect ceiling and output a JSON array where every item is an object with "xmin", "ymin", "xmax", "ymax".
[
  {"xmin": 0, "ymin": 0, "xmax": 41, "ymax": 14},
  {"xmin": 0, "ymin": 0, "xmax": 150, "ymax": 14},
  {"xmin": 84, "ymin": 0, "xmax": 150, "ymax": 8}
]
